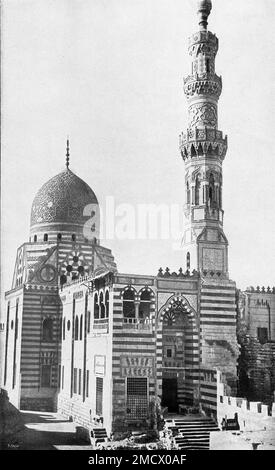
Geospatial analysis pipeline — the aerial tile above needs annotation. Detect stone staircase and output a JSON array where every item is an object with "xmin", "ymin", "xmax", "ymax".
[
  {"xmin": 90, "ymin": 427, "xmax": 108, "ymax": 447},
  {"xmin": 165, "ymin": 416, "xmax": 220, "ymax": 450}
]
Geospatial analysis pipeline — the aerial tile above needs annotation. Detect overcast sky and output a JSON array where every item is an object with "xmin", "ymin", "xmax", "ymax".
[{"xmin": 1, "ymin": 0, "xmax": 275, "ymax": 298}]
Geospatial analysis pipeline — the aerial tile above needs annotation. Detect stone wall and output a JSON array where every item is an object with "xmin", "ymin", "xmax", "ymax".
[
  {"xmin": 237, "ymin": 335, "xmax": 275, "ymax": 404},
  {"xmin": 237, "ymin": 288, "xmax": 275, "ymax": 405},
  {"xmin": 20, "ymin": 396, "xmax": 56, "ymax": 412},
  {"xmin": 217, "ymin": 371, "xmax": 275, "ymax": 432},
  {"xmin": 58, "ymin": 393, "xmax": 94, "ymax": 432},
  {"xmin": 242, "ymin": 287, "xmax": 275, "ymax": 340},
  {"xmin": 199, "ymin": 280, "xmax": 239, "ymax": 392}
]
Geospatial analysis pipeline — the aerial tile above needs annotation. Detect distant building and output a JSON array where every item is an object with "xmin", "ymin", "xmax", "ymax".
[{"xmin": 237, "ymin": 287, "xmax": 275, "ymax": 405}]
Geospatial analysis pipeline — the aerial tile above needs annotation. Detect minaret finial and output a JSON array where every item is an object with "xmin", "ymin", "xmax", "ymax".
[
  {"xmin": 66, "ymin": 137, "xmax": 70, "ymax": 169},
  {"xmin": 197, "ymin": 0, "xmax": 212, "ymax": 31}
]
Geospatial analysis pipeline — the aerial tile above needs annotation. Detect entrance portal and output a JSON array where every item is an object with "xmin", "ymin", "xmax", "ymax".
[
  {"xmin": 162, "ymin": 378, "xmax": 178, "ymax": 412},
  {"xmin": 160, "ymin": 297, "xmax": 199, "ymax": 407}
]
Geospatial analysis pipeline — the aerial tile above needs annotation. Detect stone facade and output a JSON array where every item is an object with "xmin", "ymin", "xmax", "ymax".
[
  {"xmin": 2, "ymin": 164, "xmax": 116, "ymax": 412},
  {"xmin": 217, "ymin": 370, "xmax": 275, "ymax": 431},
  {"xmin": 57, "ymin": 264, "xmax": 239, "ymax": 433},
  {"xmin": 237, "ymin": 287, "xmax": 275, "ymax": 405},
  {"xmin": 1, "ymin": 0, "xmax": 272, "ymax": 439}
]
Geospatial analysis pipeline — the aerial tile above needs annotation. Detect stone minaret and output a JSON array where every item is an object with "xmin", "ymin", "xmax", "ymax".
[{"xmin": 180, "ymin": 0, "xmax": 229, "ymax": 278}]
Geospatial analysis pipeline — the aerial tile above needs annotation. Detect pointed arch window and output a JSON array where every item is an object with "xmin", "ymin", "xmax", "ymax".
[
  {"xmin": 139, "ymin": 290, "xmax": 151, "ymax": 322},
  {"xmin": 74, "ymin": 316, "xmax": 79, "ymax": 341},
  {"xmin": 34, "ymin": 235, "xmax": 37, "ymax": 242},
  {"xmin": 80, "ymin": 315, "xmax": 83, "ymax": 340},
  {"xmin": 57, "ymin": 233, "xmax": 62, "ymax": 241},
  {"xmin": 105, "ymin": 291, "xmax": 109, "ymax": 319},
  {"xmin": 42, "ymin": 318, "xmax": 53, "ymax": 342},
  {"xmin": 195, "ymin": 176, "xmax": 200, "ymax": 205},
  {"xmin": 186, "ymin": 252, "xmax": 190, "ymax": 270},
  {"xmin": 209, "ymin": 173, "xmax": 215, "ymax": 206},
  {"xmin": 94, "ymin": 293, "xmax": 99, "ymax": 320},
  {"xmin": 99, "ymin": 292, "xmax": 105, "ymax": 319},
  {"xmin": 186, "ymin": 181, "xmax": 190, "ymax": 204},
  {"xmin": 84, "ymin": 293, "xmax": 90, "ymax": 333},
  {"xmin": 123, "ymin": 289, "xmax": 135, "ymax": 319}
]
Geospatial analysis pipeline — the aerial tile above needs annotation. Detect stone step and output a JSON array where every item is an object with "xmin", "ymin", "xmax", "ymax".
[
  {"xmin": 177, "ymin": 424, "xmax": 219, "ymax": 428},
  {"xmin": 168, "ymin": 421, "xmax": 217, "ymax": 425},
  {"xmin": 168, "ymin": 426, "xmax": 219, "ymax": 433},
  {"xmin": 92, "ymin": 430, "xmax": 108, "ymax": 437},
  {"xmin": 178, "ymin": 433, "xmax": 210, "ymax": 439},
  {"xmin": 179, "ymin": 427, "xmax": 219, "ymax": 432},
  {"xmin": 95, "ymin": 437, "xmax": 107, "ymax": 443},
  {"xmin": 177, "ymin": 444, "xmax": 209, "ymax": 450},
  {"xmin": 175, "ymin": 436, "xmax": 209, "ymax": 442},
  {"xmin": 166, "ymin": 416, "xmax": 219, "ymax": 450}
]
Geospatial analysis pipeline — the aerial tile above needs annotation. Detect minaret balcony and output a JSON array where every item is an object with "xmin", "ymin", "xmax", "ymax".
[
  {"xmin": 179, "ymin": 127, "xmax": 227, "ymax": 161},
  {"xmin": 183, "ymin": 73, "xmax": 222, "ymax": 99}
]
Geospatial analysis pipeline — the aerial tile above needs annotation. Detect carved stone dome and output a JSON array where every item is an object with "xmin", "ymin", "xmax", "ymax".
[{"xmin": 30, "ymin": 168, "xmax": 99, "ymax": 239}]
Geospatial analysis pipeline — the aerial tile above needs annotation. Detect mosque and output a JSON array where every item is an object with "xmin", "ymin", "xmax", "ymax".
[{"xmin": 1, "ymin": 0, "xmax": 274, "ymax": 438}]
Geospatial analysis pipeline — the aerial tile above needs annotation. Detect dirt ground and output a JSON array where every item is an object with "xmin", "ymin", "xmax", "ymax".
[{"xmin": 4, "ymin": 410, "xmax": 92, "ymax": 450}]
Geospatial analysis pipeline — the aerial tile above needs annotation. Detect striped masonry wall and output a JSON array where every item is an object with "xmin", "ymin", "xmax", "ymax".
[
  {"xmin": 199, "ymin": 368, "xmax": 218, "ymax": 414},
  {"xmin": 20, "ymin": 287, "xmax": 61, "ymax": 411},
  {"xmin": 199, "ymin": 279, "xmax": 238, "ymax": 402},
  {"xmin": 111, "ymin": 280, "xmax": 156, "ymax": 431},
  {"xmin": 156, "ymin": 294, "xmax": 200, "ymax": 406}
]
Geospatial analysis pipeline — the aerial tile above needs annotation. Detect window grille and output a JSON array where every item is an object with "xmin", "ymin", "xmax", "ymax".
[
  {"xmin": 126, "ymin": 378, "xmax": 148, "ymax": 419},
  {"xmin": 96, "ymin": 377, "xmax": 103, "ymax": 415}
]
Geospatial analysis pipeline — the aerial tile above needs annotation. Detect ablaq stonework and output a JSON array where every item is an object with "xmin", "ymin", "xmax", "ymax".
[{"xmin": 1, "ymin": 0, "xmax": 274, "ymax": 441}]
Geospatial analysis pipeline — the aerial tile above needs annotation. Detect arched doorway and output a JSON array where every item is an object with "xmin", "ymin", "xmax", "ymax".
[{"xmin": 156, "ymin": 295, "xmax": 199, "ymax": 412}]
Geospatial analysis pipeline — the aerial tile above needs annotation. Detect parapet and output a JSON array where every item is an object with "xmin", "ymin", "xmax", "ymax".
[
  {"xmin": 245, "ymin": 286, "xmax": 275, "ymax": 294},
  {"xmin": 157, "ymin": 267, "xmax": 199, "ymax": 278}
]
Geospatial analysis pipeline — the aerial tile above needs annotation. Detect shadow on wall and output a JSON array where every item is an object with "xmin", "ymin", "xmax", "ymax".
[
  {"xmin": 0, "ymin": 389, "xmax": 87, "ymax": 450},
  {"xmin": 0, "ymin": 388, "xmax": 24, "ymax": 449}
]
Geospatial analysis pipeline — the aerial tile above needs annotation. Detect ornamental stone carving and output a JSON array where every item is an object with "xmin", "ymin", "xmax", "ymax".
[
  {"xmin": 184, "ymin": 69, "xmax": 222, "ymax": 100},
  {"xmin": 188, "ymin": 31, "xmax": 218, "ymax": 54},
  {"xmin": 189, "ymin": 103, "xmax": 217, "ymax": 128},
  {"xmin": 30, "ymin": 169, "xmax": 98, "ymax": 227}
]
